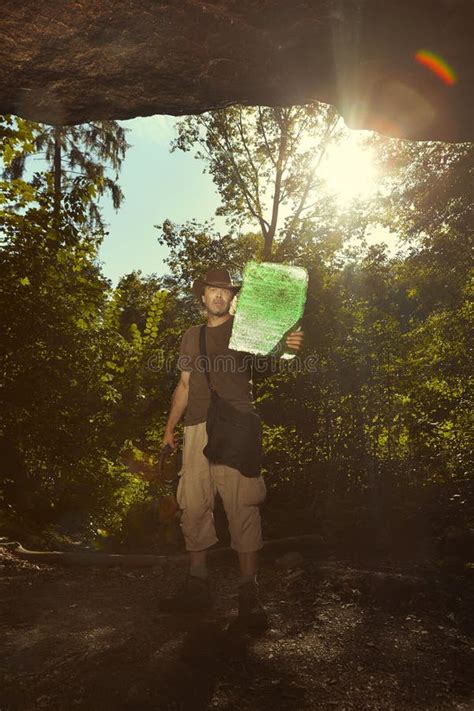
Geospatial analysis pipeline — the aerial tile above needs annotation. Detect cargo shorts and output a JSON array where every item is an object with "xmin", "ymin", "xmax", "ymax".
[{"xmin": 176, "ymin": 420, "xmax": 267, "ymax": 553}]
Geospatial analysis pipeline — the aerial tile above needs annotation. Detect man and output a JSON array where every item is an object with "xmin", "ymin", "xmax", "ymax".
[{"xmin": 159, "ymin": 267, "xmax": 304, "ymax": 632}]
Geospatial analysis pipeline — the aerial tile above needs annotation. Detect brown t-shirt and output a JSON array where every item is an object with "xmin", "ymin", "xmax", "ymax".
[{"xmin": 177, "ymin": 315, "xmax": 256, "ymax": 426}]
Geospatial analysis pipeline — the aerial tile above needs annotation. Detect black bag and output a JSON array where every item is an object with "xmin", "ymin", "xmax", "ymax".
[{"xmin": 199, "ymin": 324, "xmax": 262, "ymax": 477}]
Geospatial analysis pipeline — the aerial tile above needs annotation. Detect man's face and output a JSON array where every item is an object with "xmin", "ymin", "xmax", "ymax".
[{"xmin": 201, "ymin": 285, "xmax": 235, "ymax": 315}]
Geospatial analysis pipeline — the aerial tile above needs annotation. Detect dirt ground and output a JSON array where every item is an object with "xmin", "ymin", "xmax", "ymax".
[{"xmin": 1, "ymin": 546, "xmax": 473, "ymax": 711}]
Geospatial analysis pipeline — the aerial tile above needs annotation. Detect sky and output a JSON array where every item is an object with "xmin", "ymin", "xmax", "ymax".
[{"xmin": 96, "ymin": 115, "xmax": 226, "ymax": 288}]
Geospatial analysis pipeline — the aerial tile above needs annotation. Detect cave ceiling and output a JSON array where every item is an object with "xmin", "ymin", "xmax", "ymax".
[{"xmin": 1, "ymin": 1, "xmax": 472, "ymax": 142}]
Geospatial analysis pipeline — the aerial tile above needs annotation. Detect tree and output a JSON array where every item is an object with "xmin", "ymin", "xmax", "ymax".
[
  {"xmin": 157, "ymin": 218, "xmax": 261, "ymax": 303},
  {"xmin": 366, "ymin": 137, "xmax": 473, "ymax": 496},
  {"xmin": 2, "ymin": 118, "xmax": 130, "ymax": 229},
  {"xmin": 0, "ymin": 173, "xmax": 121, "ymax": 521},
  {"xmin": 171, "ymin": 104, "xmax": 342, "ymax": 260},
  {"xmin": 370, "ymin": 138, "xmax": 473, "ymax": 238},
  {"xmin": 102, "ymin": 270, "xmax": 173, "ymax": 447}
]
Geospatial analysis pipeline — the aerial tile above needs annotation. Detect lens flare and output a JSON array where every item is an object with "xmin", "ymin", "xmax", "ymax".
[{"xmin": 415, "ymin": 50, "xmax": 458, "ymax": 86}]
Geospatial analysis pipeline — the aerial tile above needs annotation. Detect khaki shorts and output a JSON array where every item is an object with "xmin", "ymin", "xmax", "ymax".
[{"xmin": 176, "ymin": 421, "xmax": 267, "ymax": 553}]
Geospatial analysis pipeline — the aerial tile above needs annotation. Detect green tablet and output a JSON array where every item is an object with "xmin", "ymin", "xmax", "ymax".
[{"xmin": 229, "ymin": 261, "xmax": 308, "ymax": 358}]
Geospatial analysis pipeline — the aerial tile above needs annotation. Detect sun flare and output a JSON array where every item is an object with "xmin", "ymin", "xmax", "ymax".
[{"xmin": 319, "ymin": 135, "xmax": 378, "ymax": 204}]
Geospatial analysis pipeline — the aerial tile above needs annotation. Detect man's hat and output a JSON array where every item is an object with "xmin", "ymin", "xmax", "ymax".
[{"xmin": 192, "ymin": 267, "xmax": 241, "ymax": 300}]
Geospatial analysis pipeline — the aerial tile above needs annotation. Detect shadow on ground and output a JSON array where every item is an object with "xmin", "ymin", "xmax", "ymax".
[{"xmin": 1, "ymin": 548, "xmax": 473, "ymax": 710}]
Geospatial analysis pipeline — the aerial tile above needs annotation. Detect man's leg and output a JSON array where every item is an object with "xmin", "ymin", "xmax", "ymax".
[
  {"xmin": 190, "ymin": 549, "xmax": 208, "ymax": 566},
  {"xmin": 158, "ymin": 423, "xmax": 216, "ymax": 611},
  {"xmin": 213, "ymin": 466, "xmax": 269, "ymax": 631},
  {"xmin": 238, "ymin": 550, "xmax": 258, "ymax": 582},
  {"xmin": 177, "ymin": 422, "xmax": 218, "ymax": 556},
  {"xmin": 189, "ymin": 548, "xmax": 209, "ymax": 580},
  {"xmin": 234, "ymin": 501, "xmax": 268, "ymax": 632}
]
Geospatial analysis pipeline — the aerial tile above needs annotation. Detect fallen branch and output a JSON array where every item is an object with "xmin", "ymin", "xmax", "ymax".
[
  {"xmin": 1, "ymin": 543, "xmax": 167, "ymax": 567},
  {"xmin": 1, "ymin": 534, "xmax": 324, "ymax": 568}
]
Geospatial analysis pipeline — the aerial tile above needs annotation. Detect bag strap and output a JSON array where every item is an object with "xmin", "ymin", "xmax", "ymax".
[{"xmin": 199, "ymin": 324, "xmax": 217, "ymax": 394}]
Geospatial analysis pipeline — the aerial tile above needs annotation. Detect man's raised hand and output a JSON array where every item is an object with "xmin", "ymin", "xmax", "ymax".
[{"xmin": 285, "ymin": 329, "xmax": 304, "ymax": 352}]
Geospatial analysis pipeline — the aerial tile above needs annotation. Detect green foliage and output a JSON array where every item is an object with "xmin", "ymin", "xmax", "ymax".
[
  {"xmin": 0, "ymin": 107, "xmax": 471, "ymax": 555},
  {"xmin": 0, "ymin": 173, "xmax": 121, "ymax": 522},
  {"xmin": 0, "ymin": 118, "xmax": 169, "ymax": 541},
  {"xmin": 0, "ymin": 115, "xmax": 36, "ymax": 163},
  {"xmin": 95, "ymin": 460, "xmax": 149, "ymax": 542}
]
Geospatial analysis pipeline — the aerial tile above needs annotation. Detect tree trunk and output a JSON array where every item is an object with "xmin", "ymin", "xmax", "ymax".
[{"xmin": 53, "ymin": 126, "xmax": 62, "ymax": 226}]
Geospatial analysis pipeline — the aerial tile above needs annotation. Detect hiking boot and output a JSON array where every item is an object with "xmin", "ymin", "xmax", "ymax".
[
  {"xmin": 158, "ymin": 572, "xmax": 213, "ymax": 613},
  {"xmin": 230, "ymin": 581, "xmax": 269, "ymax": 634}
]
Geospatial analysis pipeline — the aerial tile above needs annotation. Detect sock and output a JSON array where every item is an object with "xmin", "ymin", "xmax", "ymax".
[
  {"xmin": 189, "ymin": 564, "xmax": 208, "ymax": 581},
  {"xmin": 239, "ymin": 573, "xmax": 257, "ymax": 587}
]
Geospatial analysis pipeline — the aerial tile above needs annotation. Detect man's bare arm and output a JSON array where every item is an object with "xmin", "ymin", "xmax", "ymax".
[{"xmin": 163, "ymin": 370, "xmax": 190, "ymax": 449}]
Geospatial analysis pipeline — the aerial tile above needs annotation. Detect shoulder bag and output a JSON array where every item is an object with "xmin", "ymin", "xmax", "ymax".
[{"xmin": 199, "ymin": 324, "xmax": 262, "ymax": 477}]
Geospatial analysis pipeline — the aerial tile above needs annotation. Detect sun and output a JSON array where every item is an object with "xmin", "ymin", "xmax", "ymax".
[{"xmin": 319, "ymin": 134, "xmax": 378, "ymax": 204}]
